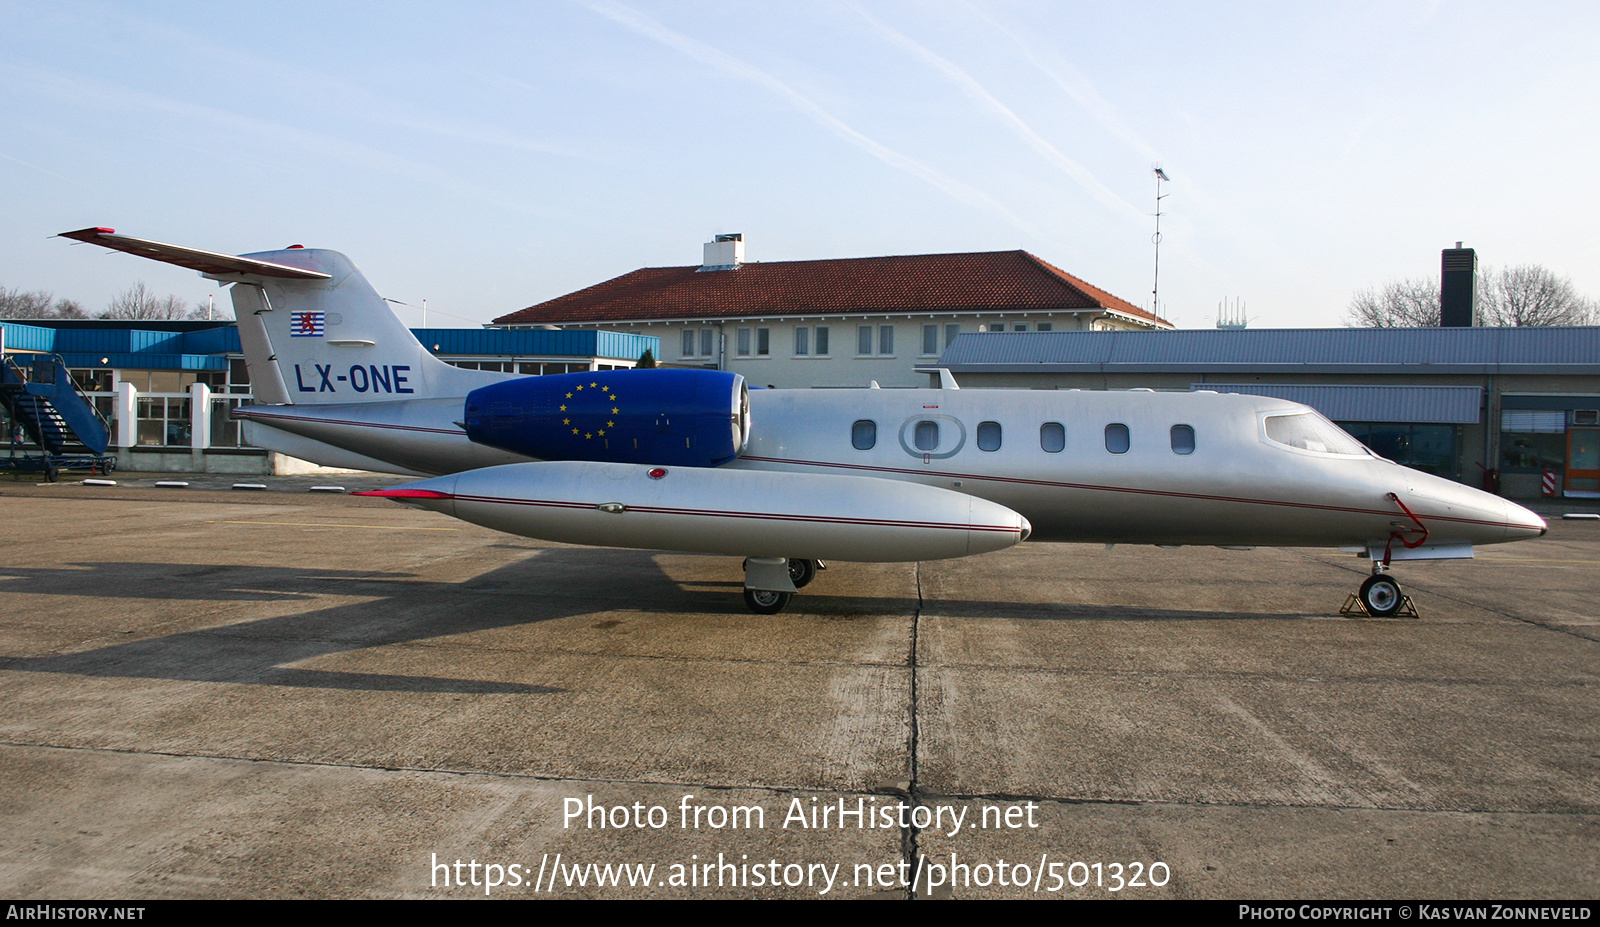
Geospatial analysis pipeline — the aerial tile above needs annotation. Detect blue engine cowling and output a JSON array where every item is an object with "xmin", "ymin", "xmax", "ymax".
[{"xmin": 463, "ymin": 368, "xmax": 749, "ymax": 467}]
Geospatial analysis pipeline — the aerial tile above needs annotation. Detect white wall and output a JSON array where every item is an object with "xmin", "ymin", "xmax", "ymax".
[{"xmin": 550, "ymin": 312, "xmax": 1134, "ymax": 388}]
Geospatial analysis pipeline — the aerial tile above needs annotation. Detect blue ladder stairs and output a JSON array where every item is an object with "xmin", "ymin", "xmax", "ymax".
[{"xmin": 1, "ymin": 353, "xmax": 114, "ymax": 480}]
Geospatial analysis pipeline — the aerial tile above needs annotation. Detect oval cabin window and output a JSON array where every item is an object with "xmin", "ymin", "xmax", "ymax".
[
  {"xmin": 852, "ymin": 420, "xmax": 877, "ymax": 450},
  {"xmin": 977, "ymin": 421, "xmax": 1002, "ymax": 452},
  {"xmin": 1105, "ymin": 423, "xmax": 1130, "ymax": 454},
  {"xmin": 1040, "ymin": 422, "xmax": 1065, "ymax": 453}
]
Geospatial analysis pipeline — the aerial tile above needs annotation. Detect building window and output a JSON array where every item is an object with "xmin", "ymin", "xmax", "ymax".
[
  {"xmin": 945, "ymin": 323, "xmax": 959, "ymax": 348},
  {"xmin": 1037, "ymin": 322, "xmax": 1053, "ymax": 332},
  {"xmin": 1171, "ymin": 424, "xmax": 1196, "ymax": 455},
  {"xmin": 1040, "ymin": 422, "xmax": 1065, "ymax": 453},
  {"xmin": 977, "ymin": 421, "xmax": 1002, "ymax": 451},
  {"xmin": 858, "ymin": 325, "xmax": 873, "ymax": 356},
  {"xmin": 756, "ymin": 327, "xmax": 770, "ymax": 356},
  {"xmin": 914, "ymin": 420, "xmax": 939, "ymax": 451},
  {"xmin": 1013, "ymin": 323, "xmax": 1028, "ymax": 332},
  {"xmin": 879, "ymin": 325, "xmax": 894, "ymax": 355},
  {"xmin": 815, "ymin": 326, "xmax": 829, "ymax": 356},
  {"xmin": 737, "ymin": 328, "xmax": 752, "ymax": 357},
  {"xmin": 1105, "ymin": 423, "xmax": 1130, "ymax": 454},
  {"xmin": 922, "ymin": 324, "xmax": 939, "ymax": 356},
  {"xmin": 700, "ymin": 329, "xmax": 714, "ymax": 357},
  {"xmin": 682, "ymin": 330, "xmax": 696, "ymax": 357},
  {"xmin": 794, "ymin": 327, "xmax": 810, "ymax": 356},
  {"xmin": 852, "ymin": 420, "xmax": 877, "ymax": 450}
]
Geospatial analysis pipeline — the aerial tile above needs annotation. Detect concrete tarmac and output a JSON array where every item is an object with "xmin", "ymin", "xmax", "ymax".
[{"xmin": 1, "ymin": 474, "xmax": 1595, "ymax": 899}]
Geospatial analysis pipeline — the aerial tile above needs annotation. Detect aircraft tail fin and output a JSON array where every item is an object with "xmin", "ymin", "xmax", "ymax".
[{"xmin": 59, "ymin": 227, "xmax": 506, "ymax": 405}]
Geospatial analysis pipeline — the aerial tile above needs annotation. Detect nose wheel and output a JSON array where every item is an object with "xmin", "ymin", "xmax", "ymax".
[{"xmin": 1358, "ymin": 574, "xmax": 1404, "ymax": 617}]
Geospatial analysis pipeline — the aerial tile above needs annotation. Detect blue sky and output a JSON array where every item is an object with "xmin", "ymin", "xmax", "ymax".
[{"xmin": 3, "ymin": 1, "xmax": 1596, "ymax": 329}]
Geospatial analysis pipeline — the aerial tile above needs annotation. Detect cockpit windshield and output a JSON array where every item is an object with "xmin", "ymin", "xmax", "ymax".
[{"xmin": 1262, "ymin": 411, "xmax": 1371, "ymax": 457}]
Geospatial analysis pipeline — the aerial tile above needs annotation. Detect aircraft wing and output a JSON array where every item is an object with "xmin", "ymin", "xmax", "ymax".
[{"xmin": 56, "ymin": 227, "xmax": 331, "ymax": 280}]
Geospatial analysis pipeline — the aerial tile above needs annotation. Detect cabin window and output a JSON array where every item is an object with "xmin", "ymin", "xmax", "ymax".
[
  {"xmin": 852, "ymin": 420, "xmax": 877, "ymax": 450},
  {"xmin": 914, "ymin": 420, "xmax": 940, "ymax": 451},
  {"xmin": 1171, "ymin": 424, "xmax": 1196, "ymax": 455},
  {"xmin": 977, "ymin": 421, "xmax": 1002, "ymax": 451},
  {"xmin": 1105, "ymin": 423, "xmax": 1130, "ymax": 454},
  {"xmin": 1040, "ymin": 422, "xmax": 1065, "ymax": 453}
]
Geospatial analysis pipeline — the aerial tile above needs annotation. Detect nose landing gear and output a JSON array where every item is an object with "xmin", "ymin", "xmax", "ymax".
[
  {"xmin": 1358, "ymin": 572, "xmax": 1404, "ymax": 617},
  {"xmin": 1343, "ymin": 563, "xmax": 1419, "ymax": 618}
]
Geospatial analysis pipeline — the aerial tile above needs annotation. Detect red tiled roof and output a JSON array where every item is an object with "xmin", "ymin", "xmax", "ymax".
[{"xmin": 494, "ymin": 250, "xmax": 1170, "ymax": 328}]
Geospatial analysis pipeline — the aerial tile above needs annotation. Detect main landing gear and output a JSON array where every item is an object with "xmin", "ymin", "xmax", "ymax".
[{"xmin": 740, "ymin": 558, "xmax": 825, "ymax": 614}]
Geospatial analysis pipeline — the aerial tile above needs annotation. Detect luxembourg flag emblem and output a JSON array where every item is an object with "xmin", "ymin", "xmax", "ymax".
[{"xmin": 290, "ymin": 311, "xmax": 325, "ymax": 337}]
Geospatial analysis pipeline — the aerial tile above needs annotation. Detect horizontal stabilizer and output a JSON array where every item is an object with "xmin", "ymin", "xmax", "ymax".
[{"xmin": 56, "ymin": 227, "xmax": 330, "ymax": 280}]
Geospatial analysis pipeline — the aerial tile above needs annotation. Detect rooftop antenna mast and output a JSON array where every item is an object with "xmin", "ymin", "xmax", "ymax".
[{"xmin": 1151, "ymin": 166, "xmax": 1170, "ymax": 317}]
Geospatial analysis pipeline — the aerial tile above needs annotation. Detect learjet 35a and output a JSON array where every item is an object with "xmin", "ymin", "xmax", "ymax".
[{"xmin": 59, "ymin": 227, "xmax": 1547, "ymax": 614}]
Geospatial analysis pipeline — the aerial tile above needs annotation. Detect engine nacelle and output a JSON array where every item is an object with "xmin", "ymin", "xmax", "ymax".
[{"xmin": 463, "ymin": 368, "xmax": 749, "ymax": 468}]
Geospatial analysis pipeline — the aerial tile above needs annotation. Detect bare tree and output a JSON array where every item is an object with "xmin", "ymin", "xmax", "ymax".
[
  {"xmin": 0, "ymin": 286, "xmax": 57, "ymax": 319},
  {"xmin": 52, "ymin": 298, "xmax": 89, "ymax": 319},
  {"xmin": 1344, "ymin": 278, "xmax": 1440, "ymax": 327},
  {"xmin": 1347, "ymin": 264, "xmax": 1597, "ymax": 327},
  {"xmin": 1479, "ymin": 265, "xmax": 1597, "ymax": 327},
  {"xmin": 99, "ymin": 282, "xmax": 193, "ymax": 321},
  {"xmin": 0, "ymin": 287, "xmax": 94, "ymax": 320}
]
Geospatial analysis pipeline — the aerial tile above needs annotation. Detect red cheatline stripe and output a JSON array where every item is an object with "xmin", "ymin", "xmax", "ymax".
[
  {"xmin": 236, "ymin": 409, "xmax": 465, "ymax": 436},
  {"xmin": 739, "ymin": 455, "xmax": 1525, "ymax": 531},
  {"xmin": 447, "ymin": 493, "xmax": 1022, "ymax": 534},
  {"xmin": 353, "ymin": 488, "xmax": 456, "ymax": 499}
]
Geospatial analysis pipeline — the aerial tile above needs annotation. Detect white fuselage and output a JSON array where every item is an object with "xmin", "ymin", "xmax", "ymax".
[{"xmin": 240, "ymin": 384, "xmax": 1545, "ymax": 554}]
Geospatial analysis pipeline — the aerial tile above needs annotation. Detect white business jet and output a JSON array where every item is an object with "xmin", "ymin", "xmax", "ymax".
[{"xmin": 59, "ymin": 228, "xmax": 1547, "ymax": 615}]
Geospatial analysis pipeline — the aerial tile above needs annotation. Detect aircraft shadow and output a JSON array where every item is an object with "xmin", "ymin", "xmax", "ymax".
[
  {"xmin": 0, "ymin": 550, "xmax": 1322, "ymax": 695},
  {"xmin": 0, "ymin": 548, "xmax": 724, "ymax": 694}
]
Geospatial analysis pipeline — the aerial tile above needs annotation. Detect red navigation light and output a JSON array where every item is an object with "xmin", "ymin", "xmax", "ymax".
[{"xmin": 648, "ymin": 468, "xmax": 667, "ymax": 480}]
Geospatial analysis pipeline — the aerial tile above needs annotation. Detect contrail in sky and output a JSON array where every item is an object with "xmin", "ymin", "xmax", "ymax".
[{"xmin": 585, "ymin": 0, "xmax": 1030, "ymax": 230}]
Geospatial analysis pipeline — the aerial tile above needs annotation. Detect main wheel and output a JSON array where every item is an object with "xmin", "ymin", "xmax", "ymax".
[
  {"xmin": 1359, "ymin": 574, "xmax": 1403, "ymax": 617},
  {"xmin": 787, "ymin": 558, "xmax": 817, "ymax": 589},
  {"xmin": 743, "ymin": 588, "xmax": 793, "ymax": 614}
]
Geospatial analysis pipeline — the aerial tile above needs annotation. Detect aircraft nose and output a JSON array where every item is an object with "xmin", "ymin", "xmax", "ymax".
[{"xmin": 1502, "ymin": 499, "xmax": 1548, "ymax": 540}]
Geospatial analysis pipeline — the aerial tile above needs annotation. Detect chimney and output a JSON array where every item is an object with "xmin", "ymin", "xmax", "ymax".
[
  {"xmin": 1440, "ymin": 242, "xmax": 1478, "ymax": 327},
  {"xmin": 699, "ymin": 233, "xmax": 744, "ymax": 272}
]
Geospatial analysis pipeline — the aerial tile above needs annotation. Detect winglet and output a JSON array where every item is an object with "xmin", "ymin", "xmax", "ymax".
[{"xmin": 57, "ymin": 227, "xmax": 331, "ymax": 279}]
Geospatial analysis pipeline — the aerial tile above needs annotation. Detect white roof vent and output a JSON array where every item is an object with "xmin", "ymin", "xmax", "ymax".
[{"xmin": 700, "ymin": 233, "xmax": 744, "ymax": 272}]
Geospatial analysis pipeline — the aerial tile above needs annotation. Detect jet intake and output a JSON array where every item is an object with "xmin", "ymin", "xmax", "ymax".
[{"xmin": 463, "ymin": 369, "xmax": 749, "ymax": 468}]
